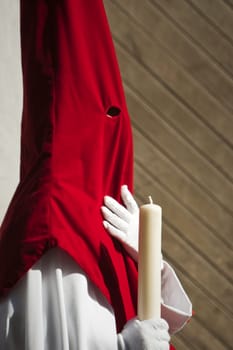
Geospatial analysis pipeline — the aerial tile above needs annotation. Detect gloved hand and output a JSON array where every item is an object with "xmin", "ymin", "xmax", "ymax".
[
  {"xmin": 117, "ymin": 317, "xmax": 170, "ymax": 350},
  {"xmin": 102, "ymin": 185, "xmax": 163, "ymax": 268},
  {"xmin": 101, "ymin": 185, "xmax": 139, "ymax": 261}
]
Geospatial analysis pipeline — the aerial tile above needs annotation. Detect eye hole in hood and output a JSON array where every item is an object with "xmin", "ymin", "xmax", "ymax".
[{"xmin": 106, "ymin": 106, "xmax": 121, "ymax": 118}]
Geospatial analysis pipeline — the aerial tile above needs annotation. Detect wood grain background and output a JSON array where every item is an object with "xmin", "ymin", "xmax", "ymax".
[{"xmin": 104, "ymin": 0, "xmax": 233, "ymax": 348}]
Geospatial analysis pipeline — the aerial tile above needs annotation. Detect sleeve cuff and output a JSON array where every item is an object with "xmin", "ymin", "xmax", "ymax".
[{"xmin": 161, "ymin": 261, "xmax": 192, "ymax": 334}]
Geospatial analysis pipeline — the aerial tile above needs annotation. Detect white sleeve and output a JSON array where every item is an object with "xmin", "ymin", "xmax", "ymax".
[{"xmin": 161, "ymin": 261, "xmax": 192, "ymax": 334}]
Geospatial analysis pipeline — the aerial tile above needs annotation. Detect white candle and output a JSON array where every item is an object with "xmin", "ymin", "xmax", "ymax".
[{"xmin": 138, "ymin": 196, "xmax": 162, "ymax": 320}]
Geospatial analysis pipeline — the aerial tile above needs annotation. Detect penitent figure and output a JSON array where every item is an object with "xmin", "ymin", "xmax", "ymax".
[{"xmin": 0, "ymin": 1, "xmax": 192, "ymax": 349}]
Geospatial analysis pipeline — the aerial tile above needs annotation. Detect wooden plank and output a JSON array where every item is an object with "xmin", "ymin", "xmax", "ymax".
[
  {"xmin": 177, "ymin": 318, "xmax": 226, "ymax": 350},
  {"xmin": 170, "ymin": 335, "xmax": 190, "ymax": 350},
  {"xmin": 172, "ymin": 273, "xmax": 233, "ymax": 349},
  {"xmin": 103, "ymin": 2, "xmax": 233, "ymax": 348},
  {"xmin": 116, "ymin": 45, "xmax": 233, "ymax": 181},
  {"xmin": 151, "ymin": 0, "xmax": 233, "ymax": 77},
  {"xmin": 135, "ymin": 164, "xmax": 233, "ymax": 347},
  {"xmin": 134, "ymin": 165, "xmax": 233, "ymax": 312},
  {"xmin": 135, "ymin": 184, "xmax": 233, "ymax": 348},
  {"xmin": 162, "ymin": 250, "xmax": 233, "ymax": 348},
  {"xmin": 224, "ymin": 0, "xmax": 233, "ymax": 9},
  {"xmin": 104, "ymin": 0, "xmax": 233, "ymax": 149},
  {"xmin": 116, "ymin": 45, "xmax": 233, "ymax": 183},
  {"xmin": 104, "ymin": 6, "xmax": 233, "ymax": 210},
  {"xmin": 134, "ymin": 161, "xmax": 233, "ymax": 286},
  {"xmin": 133, "ymin": 126, "xmax": 233, "ymax": 266},
  {"xmin": 188, "ymin": 0, "xmax": 233, "ymax": 43},
  {"xmin": 128, "ymin": 87, "xmax": 233, "ymax": 245},
  {"xmin": 111, "ymin": 0, "xmax": 233, "ymax": 113}
]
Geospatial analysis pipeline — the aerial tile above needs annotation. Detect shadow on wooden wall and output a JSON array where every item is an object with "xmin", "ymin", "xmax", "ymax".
[{"xmin": 104, "ymin": 0, "xmax": 233, "ymax": 349}]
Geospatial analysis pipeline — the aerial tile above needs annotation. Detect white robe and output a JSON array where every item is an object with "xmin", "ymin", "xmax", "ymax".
[{"xmin": 0, "ymin": 248, "xmax": 192, "ymax": 350}]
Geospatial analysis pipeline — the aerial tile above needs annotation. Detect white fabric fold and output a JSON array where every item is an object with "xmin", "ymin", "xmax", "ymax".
[
  {"xmin": 0, "ymin": 248, "xmax": 118, "ymax": 350},
  {"xmin": 0, "ymin": 248, "xmax": 192, "ymax": 349}
]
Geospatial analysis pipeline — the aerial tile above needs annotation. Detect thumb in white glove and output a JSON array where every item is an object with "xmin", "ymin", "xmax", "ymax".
[
  {"xmin": 101, "ymin": 185, "xmax": 139, "ymax": 261},
  {"xmin": 117, "ymin": 317, "xmax": 170, "ymax": 350}
]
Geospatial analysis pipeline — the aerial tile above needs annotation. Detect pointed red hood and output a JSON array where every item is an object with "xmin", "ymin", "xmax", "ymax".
[{"xmin": 0, "ymin": 0, "xmax": 137, "ymax": 331}]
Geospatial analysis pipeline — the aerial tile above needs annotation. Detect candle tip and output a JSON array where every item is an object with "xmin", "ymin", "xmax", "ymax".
[{"xmin": 148, "ymin": 196, "xmax": 153, "ymax": 204}]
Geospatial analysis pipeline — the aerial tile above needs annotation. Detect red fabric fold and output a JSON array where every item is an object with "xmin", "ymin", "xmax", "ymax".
[{"xmin": 0, "ymin": 0, "xmax": 137, "ymax": 332}]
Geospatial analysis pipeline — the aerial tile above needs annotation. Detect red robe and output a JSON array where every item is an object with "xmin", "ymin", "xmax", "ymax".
[
  {"xmin": 0, "ymin": 0, "xmax": 136, "ymax": 332},
  {"xmin": 0, "ymin": 1, "xmax": 175, "ymax": 347}
]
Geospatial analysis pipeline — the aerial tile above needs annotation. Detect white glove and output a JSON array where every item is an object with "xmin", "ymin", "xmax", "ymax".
[
  {"xmin": 101, "ymin": 185, "xmax": 139, "ymax": 261},
  {"xmin": 102, "ymin": 185, "xmax": 163, "ymax": 269},
  {"xmin": 117, "ymin": 317, "xmax": 170, "ymax": 350}
]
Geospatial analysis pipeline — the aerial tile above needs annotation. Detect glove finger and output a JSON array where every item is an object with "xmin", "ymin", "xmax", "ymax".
[
  {"xmin": 104, "ymin": 195, "xmax": 131, "ymax": 223},
  {"xmin": 103, "ymin": 221, "xmax": 127, "ymax": 243},
  {"xmin": 101, "ymin": 206, "xmax": 129, "ymax": 233},
  {"xmin": 159, "ymin": 330, "xmax": 171, "ymax": 343},
  {"xmin": 121, "ymin": 185, "xmax": 138, "ymax": 214},
  {"xmin": 149, "ymin": 318, "xmax": 169, "ymax": 331},
  {"xmin": 141, "ymin": 319, "xmax": 170, "ymax": 344}
]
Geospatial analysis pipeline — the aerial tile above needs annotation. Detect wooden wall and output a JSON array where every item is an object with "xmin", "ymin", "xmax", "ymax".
[{"xmin": 104, "ymin": 1, "xmax": 233, "ymax": 349}]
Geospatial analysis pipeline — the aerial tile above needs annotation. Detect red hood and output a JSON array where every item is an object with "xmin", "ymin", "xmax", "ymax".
[{"xmin": 0, "ymin": 0, "xmax": 137, "ymax": 331}]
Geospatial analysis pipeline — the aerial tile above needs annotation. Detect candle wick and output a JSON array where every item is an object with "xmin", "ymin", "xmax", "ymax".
[{"xmin": 148, "ymin": 196, "xmax": 153, "ymax": 204}]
